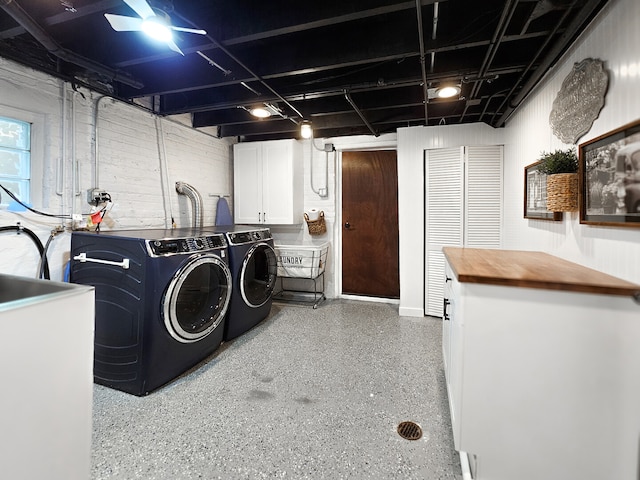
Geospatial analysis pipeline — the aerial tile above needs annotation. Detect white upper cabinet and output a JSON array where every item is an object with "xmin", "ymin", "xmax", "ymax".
[{"xmin": 233, "ymin": 139, "xmax": 303, "ymax": 224}]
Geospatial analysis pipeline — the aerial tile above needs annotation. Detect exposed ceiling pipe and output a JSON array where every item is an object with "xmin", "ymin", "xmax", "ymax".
[
  {"xmin": 469, "ymin": 0, "xmax": 518, "ymax": 100},
  {"xmin": 175, "ymin": 181, "xmax": 204, "ymax": 228},
  {"xmin": 430, "ymin": 2, "xmax": 439, "ymax": 73},
  {"xmin": 415, "ymin": 0, "xmax": 429, "ymax": 125},
  {"xmin": 344, "ymin": 90, "xmax": 378, "ymax": 136},
  {"xmin": 494, "ymin": 0, "xmax": 593, "ymax": 127},
  {"xmin": 0, "ymin": 0, "xmax": 143, "ymax": 89},
  {"xmin": 172, "ymin": 11, "xmax": 304, "ymax": 124}
]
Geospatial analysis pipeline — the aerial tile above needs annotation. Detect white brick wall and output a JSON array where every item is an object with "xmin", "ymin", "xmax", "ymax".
[{"xmin": 0, "ymin": 57, "xmax": 233, "ymax": 281}]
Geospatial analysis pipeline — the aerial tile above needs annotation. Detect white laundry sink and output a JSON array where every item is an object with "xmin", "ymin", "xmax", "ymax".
[{"xmin": 0, "ymin": 274, "xmax": 95, "ymax": 480}]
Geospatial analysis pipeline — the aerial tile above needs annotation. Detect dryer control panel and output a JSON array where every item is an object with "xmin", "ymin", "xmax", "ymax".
[
  {"xmin": 147, "ymin": 234, "xmax": 227, "ymax": 257},
  {"xmin": 227, "ymin": 229, "xmax": 272, "ymax": 245}
]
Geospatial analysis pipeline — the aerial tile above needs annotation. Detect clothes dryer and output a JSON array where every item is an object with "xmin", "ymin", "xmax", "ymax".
[
  {"xmin": 70, "ymin": 228, "xmax": 232, "ymax": 396},
  {"xmin": 206, "ymin": 226, "xmax": 277, "ymax": 340}
]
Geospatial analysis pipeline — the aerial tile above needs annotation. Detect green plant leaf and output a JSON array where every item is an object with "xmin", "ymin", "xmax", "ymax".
[{"xmin": 538, "ymin": 148, "xmax": 578, "ymax": 175}]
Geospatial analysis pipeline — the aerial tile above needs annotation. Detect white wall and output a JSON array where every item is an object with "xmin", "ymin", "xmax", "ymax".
[
  {"xmin": 0, "ymin": 57, "xmax": 233, "ymax": 281},
  {"xmin": 502, "ymin": 0, "xmax": 640, "ymax": 282},
  {"xmin": 396, "ymin": 0, "xmax": 640, "ymax": 316},
  {"xmin": 397, "ymin": 124, "xmax": 506, "ymax": 316}
]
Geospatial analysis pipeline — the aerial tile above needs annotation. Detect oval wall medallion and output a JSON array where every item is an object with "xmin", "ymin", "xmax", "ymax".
[{"xmin": 549, "ymin": 58, "xmax": 609, "ymax": 144}]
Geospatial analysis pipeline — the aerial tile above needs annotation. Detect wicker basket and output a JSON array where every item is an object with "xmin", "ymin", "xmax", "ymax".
[
  {"xmin": 546, "ymin": 173, "xmax": 578, "ymax": 212},
  {"xmin": 304, "ymin": 211, "xmax": 327, "ymax": 235}
]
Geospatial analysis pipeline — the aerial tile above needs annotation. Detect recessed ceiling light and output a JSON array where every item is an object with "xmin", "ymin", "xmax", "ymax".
[
  {"xmin": 436, "ymin": 85, "xmax": 461, "ymax": 98},
  {"xmin": 248, "ymin": 103, "xmax": 282, "ymax": 118},
  {"xmin": 250, "ymin": 107, "xmax": 272, "ymax": 118}
]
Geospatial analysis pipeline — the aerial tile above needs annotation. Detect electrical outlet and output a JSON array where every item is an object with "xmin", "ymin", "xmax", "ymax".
[{"xmin": 87, "ymin": 188, "xmax": 109, "ymax": 205}]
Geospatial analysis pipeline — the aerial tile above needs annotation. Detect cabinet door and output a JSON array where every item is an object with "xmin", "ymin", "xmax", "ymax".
[
  {"xmin": 262, "ymin": 140, "xmax": 303, "ymax": 224},
  {"xmin": 233, "ymin": 143, "xmax": 263, "ymax": 224}
]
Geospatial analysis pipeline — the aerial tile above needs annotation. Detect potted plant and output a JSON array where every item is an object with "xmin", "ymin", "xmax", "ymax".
[{"xmin": 538, "ymin": 148, "xmax": 579, "ymax": 212}]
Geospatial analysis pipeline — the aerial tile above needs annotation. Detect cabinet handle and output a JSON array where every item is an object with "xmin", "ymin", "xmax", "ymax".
[
  {"xmin": 258, "ymin": 212, "xmax": 261, "ymax": 222},
  {"xmin": 443, "ymin": 298, "xmax": 450, "ymax": 321},
  {"xmin": 446, "ymin": 276, "xmax": 452, "ymax": 283},
  {"xmin": 263, "ymin": 212, "xmax": 266, "ymax": 223}
]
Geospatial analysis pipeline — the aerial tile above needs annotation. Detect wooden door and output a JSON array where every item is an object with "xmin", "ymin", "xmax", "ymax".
[{"xmin": 342, "ymin": 150, "xmax": 399, "ymax": 298}]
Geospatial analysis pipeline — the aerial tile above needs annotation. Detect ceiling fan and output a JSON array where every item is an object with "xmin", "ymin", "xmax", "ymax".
[{"xmin": 104, "ymin": 0, "xmax": 206, "ymax": 55}]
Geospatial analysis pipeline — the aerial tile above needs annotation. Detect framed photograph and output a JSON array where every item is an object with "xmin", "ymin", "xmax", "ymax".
[
  {"xmin": 579, "ymin": 119, "xmax": 640, "ymax": 227},
  {"xmin": 524, "ymin": 161, "xmax": 563, "ymax": 221}
]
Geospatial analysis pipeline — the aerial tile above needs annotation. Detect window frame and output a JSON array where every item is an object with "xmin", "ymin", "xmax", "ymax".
[{"xmin": 0, "ymin": 105, "xmax": 44, "ymax": 209}]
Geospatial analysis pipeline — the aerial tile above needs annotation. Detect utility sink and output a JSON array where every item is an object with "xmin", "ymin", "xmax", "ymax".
[
  {"xmin": 0, "ymin": 273, "xmax": 95, "ymax": 480},
  {"xmin": 0, "ymin": 273, "xmax": 89, "ymax": 306}
]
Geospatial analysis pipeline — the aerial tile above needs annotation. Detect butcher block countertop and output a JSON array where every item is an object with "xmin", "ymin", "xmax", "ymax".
[{"xmin": 443, "ymin": 247, "xmax": 640, "ymax": 297}]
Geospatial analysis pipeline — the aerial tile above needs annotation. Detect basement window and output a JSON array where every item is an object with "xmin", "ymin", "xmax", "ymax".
[{"xmin": 0, "ymin": 116, "xmax": 31, "ymax": 207}]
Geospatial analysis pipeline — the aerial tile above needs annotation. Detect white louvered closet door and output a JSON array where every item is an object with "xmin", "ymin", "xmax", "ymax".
[
  {"xmin": 424, "ymin": 145, "xmax": 503, "ymax": 317},
  {"xmin": 425, "ymin": 147, "xmax": 464, "ymax": 317},
  {"xmin": 465, "ymin": 145, "xmax": 503, "ymax": 248}
]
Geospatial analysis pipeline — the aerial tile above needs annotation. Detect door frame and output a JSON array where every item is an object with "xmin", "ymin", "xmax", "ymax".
[{"xmin": 335, "ymin": 140, "xmax": 399, "ymax": 304}]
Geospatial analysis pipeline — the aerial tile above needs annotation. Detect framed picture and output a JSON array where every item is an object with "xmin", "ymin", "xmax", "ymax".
[
  {"xmin": 524, "ymin": 161, "xmax": 562, "ymax": 221},
  {"xmin": 579, "ymin": 119, "xmax": 640, "ymax": 227}
]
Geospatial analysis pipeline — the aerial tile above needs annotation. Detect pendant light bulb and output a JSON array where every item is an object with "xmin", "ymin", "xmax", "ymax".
[{"xmin": 300, "ymin": 121, "xmax": 313, "ymax": 139}]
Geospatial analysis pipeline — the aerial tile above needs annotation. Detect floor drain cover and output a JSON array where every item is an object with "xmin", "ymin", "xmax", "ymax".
[{"xmin": 397, "ymin": 421, "xmax": 422, "ymax": 440}]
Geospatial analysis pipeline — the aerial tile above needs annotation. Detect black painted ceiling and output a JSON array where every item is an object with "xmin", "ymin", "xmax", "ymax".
[{"xmin": 0, "ymin": 0, "xmax": 610, "ymax": 141}]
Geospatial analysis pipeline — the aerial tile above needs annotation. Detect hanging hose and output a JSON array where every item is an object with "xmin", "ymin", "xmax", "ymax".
[
  {"xmin": 0, "ymin": 224, "xmax": 50, "ymax": 279},
  {"xmin": 38, "ymin": 231, "xmax": 57, "ymax": 280}
]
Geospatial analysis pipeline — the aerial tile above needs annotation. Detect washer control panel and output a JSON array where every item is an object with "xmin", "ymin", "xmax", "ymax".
[
  {"xmin": 227, "ymin": 229, "xmax": 272, "ymax": 245},
  {"xmin": 147, "ymin": 234, "xmax": 227, "ymax": 256}
]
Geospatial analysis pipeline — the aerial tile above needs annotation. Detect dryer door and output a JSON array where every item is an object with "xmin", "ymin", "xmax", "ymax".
[
  {"xmin": 163, "ymin": 254, "xmax": 232, "ymax": 343},
  {"xmin": 240, "ymin": 243, "xmax": 277, "ymax": 308}
]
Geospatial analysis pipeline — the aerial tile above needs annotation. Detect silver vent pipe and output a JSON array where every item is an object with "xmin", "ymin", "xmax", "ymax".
[{"xmin": 175, "ymin": 181, "xmax": 203, "ymax": 228}]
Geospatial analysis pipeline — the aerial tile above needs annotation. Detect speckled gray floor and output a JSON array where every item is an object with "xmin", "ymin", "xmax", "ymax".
[{"xmin": 91, "ymin": 300, "xmax": 462, "ymax": 480}]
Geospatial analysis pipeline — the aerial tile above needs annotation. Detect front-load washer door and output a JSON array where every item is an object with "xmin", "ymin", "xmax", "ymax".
[
  {"xmin": 240, "ymin": 243, "xmax": 277, "ymax": 308},
  {"xmin": 163, "ymin": 254, "xmax": 232, "ymax": 343}
]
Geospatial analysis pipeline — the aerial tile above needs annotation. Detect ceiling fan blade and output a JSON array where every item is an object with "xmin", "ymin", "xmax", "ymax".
[
  {"xmin": 104, "ymin": 14, "xmax": 143, "ymax": 31},
  {"xmin": 123, "ymin": 0, "xmax": 155, "ymax": 19},
  {"xmin": 170, "ymin": 26, "xmax": 207, "ymax": 35},
  {"xmin": 166, "ymin": 38, "xmax": 184, "ymax": 56}
]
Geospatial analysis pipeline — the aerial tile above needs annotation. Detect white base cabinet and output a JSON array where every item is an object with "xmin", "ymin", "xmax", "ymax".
[
  {"xmin": 443, "ymin": 254, "xmax": 640, "ymax": 480},
  {"xmin": 1, "ymin": 275, "xmax": 95, "ymax": 480},
  {"xmin": 233, "ymin": 139, "xmax": 303, "ymax": 225}
]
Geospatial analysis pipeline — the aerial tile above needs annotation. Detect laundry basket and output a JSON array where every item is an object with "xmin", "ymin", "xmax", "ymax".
[
  {"xmin": 275, "ymin": 242, "xmax": 329, "ymax": 279},
  {"xmin": 273, "ymin": 242, "xmax": 330, "ymax": 308}
]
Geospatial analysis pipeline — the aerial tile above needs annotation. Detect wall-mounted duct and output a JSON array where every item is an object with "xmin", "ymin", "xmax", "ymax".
[
  {"xmin": 175, "ymin": 181, "xmax": 203, "ymax": 228},
  {"xmin": 0, "ymin": 0, "xmax": 143, "ymax": 89}
]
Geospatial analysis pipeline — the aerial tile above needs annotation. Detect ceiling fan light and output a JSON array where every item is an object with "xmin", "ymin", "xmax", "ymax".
[
  {"xmin": 142, "ymin": 18, "xmax": 172, "ymax": 42},
  {"xmin": 436, "ymin": 85, "xmax": 461, "ymax": 98}
]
